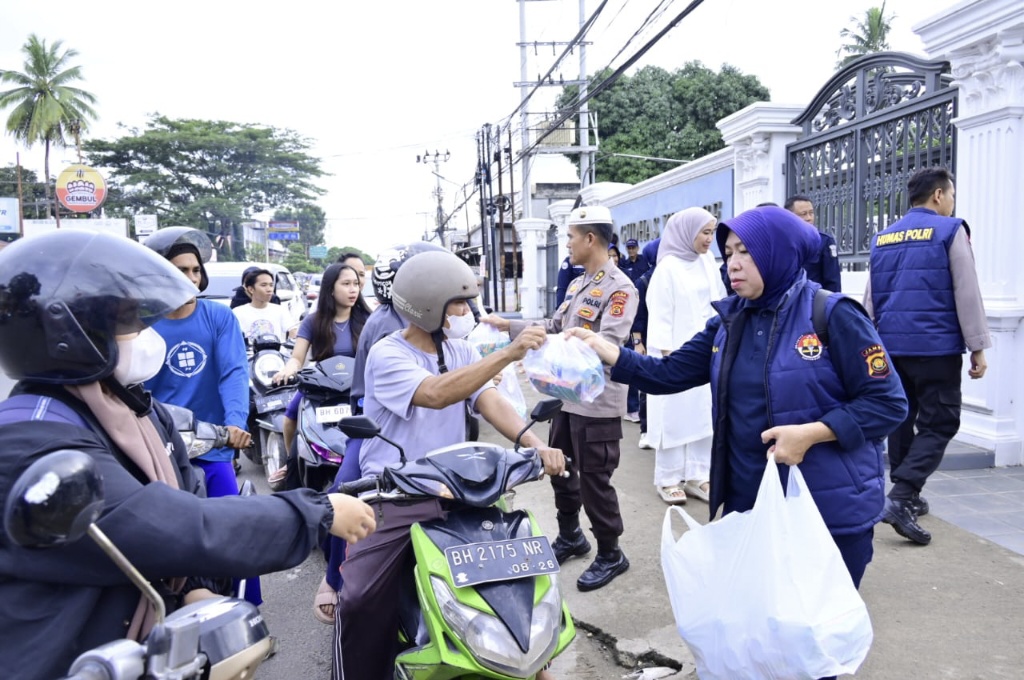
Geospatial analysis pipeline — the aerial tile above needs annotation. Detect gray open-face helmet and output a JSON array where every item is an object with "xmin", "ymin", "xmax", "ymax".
[
  {"xmin": 391, "ymin": 251, "xmax": 479, "ymax": 333},
  {"xmin": 143, "ymin": 226, "xmax": 213, "ymax": 293},
  {"xmin": 0, "ymin": 231, "xmax": 197, "ymax": 384}
]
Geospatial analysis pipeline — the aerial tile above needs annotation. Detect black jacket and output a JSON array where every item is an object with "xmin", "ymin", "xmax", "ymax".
[{"xmin": 0, "ymin": 385, "xmax": 332, "ymax": 679}]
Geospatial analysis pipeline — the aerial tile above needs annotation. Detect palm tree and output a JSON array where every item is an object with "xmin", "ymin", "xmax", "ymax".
[
  {"xmin": 836, "ymin": 2, "xmax": 896, "ymax": 69},
  {"xmin": 0, "ymin": 34, "xmax": 98, "ymax": 221}
]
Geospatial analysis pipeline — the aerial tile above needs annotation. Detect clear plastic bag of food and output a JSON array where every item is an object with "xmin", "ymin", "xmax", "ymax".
[
  {"xmin": 496, "ymin": 364, "xmax": 528, "ymax": 419},
  {"xmin": 467, "ymin": 322, "xmax": 511, "ymax": 357},
  {"xmin": 522, "ymin": 334, "xmax": 606, "ymax": 404}
]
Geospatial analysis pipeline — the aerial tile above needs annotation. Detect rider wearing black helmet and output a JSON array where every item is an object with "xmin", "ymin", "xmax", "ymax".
[
  {"xmin": 0, "ymin": 230, "xmax": 376, "ymax": 680},
  {"xmin": 332, "ymin": 250, "xmax": 565, "ymax": 680}
]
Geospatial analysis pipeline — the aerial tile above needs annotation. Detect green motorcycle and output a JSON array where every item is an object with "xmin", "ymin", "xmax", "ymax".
[{"xmin": 339, "ymin": 399, "xmax": 575, "ymax": 679}]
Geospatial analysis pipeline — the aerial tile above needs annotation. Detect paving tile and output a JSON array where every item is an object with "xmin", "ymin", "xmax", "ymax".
[
  {"xmin": 922, "ymin": 477, "xmax": 989, "ymax": 497},
  {"xmin": 989, "ymin": 511, "xmax": 1024, "ymax": 532},
  {"xmin": 986, "ymin": 532, "xmax": 1024, "ymax": 555},
  {"xmin": 952, "ymin": 492, "xmax": 1024, "ymax": 514},
  {"xmin": 940, "ymin": 513, "xmax": 1019, "ymax": 538},
  {"xmin": 928, "ymin": 496, "xmax": 979, "ymax": 517},
  {"xmin": 970, "ymin": 474, "xmax": 1024, "ymax": 493}
]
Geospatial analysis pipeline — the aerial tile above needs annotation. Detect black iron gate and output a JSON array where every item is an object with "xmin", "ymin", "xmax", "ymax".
[{"xmin": 787, "ymin": 53, "xmax": 958, "ymax": 268}]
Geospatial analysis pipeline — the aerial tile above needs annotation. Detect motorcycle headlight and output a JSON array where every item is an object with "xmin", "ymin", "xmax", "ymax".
[
  {"xmin": 253, "ymin": 353, "xmax": 286, "ymax": 388},
  {"xmin": 429, "ymin": 575, "xmax": 562, "ymax": 679}
]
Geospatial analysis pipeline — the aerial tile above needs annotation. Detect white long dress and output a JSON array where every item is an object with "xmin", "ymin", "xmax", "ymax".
[{"xmin": 645, "ymin": 252, "xmax": 727, "ymax": 488}]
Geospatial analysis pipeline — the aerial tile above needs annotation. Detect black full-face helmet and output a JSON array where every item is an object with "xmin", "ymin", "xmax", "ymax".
[
  {"xmin": 143, "ymin": 226, "xmax": 213, "ymax": 293},
  {"xmin": 0, "ymin": 230, "xmax": 197, "ymax": 385},
  {"xmin": 371, "ymin": 241, "xmax": 447, "ymax": 304}
]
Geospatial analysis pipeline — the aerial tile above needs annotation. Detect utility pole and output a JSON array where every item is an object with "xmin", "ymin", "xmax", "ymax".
[
  {"xmin": 507, "ymin": 128, "xmax": 520, "ymax": 309},
  {"xmin": 578, "ymin": 0, "xmax": 594, "ymax": 187},
  {"xmin": 417, "ymin": 149, "xmax": 451, "ymax": 245},
  {"xmin": 494, "ymin": 127, "xmax": 507, "ymax": 313},
  {"xmin": 476, "ymin": 129, "xmax": 492, "ymax": 308}
]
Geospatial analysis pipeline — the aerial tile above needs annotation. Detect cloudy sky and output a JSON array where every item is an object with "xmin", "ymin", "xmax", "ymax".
[{"xmin": 0, "ymin": 0, "xmax": 951, "ymax": 258}]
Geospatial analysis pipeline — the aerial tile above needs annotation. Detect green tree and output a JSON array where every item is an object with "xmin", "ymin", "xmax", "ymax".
[
  {"xmin": 273, "ymin": 202, "xmax": 326, "ymax": 247},
  {"xmin": 282, "ymin": 242, "xmax": 318, "ymax": 274},
  {"xmin": 0, "ymin": 34, "xmax": 98, "ymax": 219},
  {"xmin": 0, "ymin": 164, "xmax": 48, "ymax": 219},
  {"xmin": 836, "ymin": 2, "xmax": 895, "ymax": 69},
  {"xmin": 556, "ymin": 62, "xmax": 769, "ymax": 184},
  {"xmin": 327, "ymin": 245, "xmax": 371, "ymax": 264},
  {"xmin": 84, "ymin": 115, "xmax": 325, "ymax": 261}
]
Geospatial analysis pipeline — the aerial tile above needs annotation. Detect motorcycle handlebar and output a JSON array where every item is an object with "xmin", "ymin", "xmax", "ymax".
[
  {"xmin": 62, "ymin": 662, "xmax": 112, "ymax": 680},
  {"xmin": 336, "ymin": 477, "xmax": 379, "ymax": 496}
]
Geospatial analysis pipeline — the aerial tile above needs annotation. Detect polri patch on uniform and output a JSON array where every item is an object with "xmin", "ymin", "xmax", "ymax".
[
  {"xmin": 592, "ymin": 271, "xmax": 606, "ymax": 283},
  {"xmin": 577, "ymin": 307, "xmax": 595, "ymax": 319},
  {"xmin": 609, "ymin": 290, "xmax": 629, "ymax": 318},
  {"xmin": 795, "ymin": 333, "xmax": 823, "ymax": 361},
  {"xmin": 589, "ymin": 288, "xmax": 603, "ymax": 297},
  {"xmin": 862, "ymin": 344, "xmax": 890, "ymax": 378}
]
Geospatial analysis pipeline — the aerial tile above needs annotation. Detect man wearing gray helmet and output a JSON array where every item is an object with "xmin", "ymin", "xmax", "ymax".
[{"xmin": 333, "ymin": 250, "xmax": 565, "ymax": 680}]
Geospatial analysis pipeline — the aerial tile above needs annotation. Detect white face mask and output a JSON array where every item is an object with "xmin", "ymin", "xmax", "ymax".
[
  {"xmin": 113, "ymin": 327, "xmax": 167, "ymax": 385},
  {"xmin": 443, "ymin": 311, "xmax": 476, "ymax": 340}
]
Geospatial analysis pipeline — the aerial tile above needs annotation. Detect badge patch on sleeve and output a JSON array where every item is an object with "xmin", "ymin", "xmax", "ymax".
[
  {"xmin": 861, "ymin": 344, "xmax": 890, "ymax": 378},
  {"xmin": 609, "ymin": 290, "xmax": 629, "ymax": 318},
  {"xmin": 795, "ymin": 333, "xmax": 823, "ymax": 360}
]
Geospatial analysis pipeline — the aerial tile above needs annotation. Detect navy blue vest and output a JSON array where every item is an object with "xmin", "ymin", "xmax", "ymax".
[
  {"xmin": 710, "ymin": 282, "xmax": 885, "ymax": 534},
  {"xmin": 870, "ymin": 208, "xmax": 964, "ymax": 356}
]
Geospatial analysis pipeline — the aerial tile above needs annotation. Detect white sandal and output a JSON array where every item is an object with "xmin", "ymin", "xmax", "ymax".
[{"xmin": 683, "ymin": 480, "xmax": 710, "ymax": 503}]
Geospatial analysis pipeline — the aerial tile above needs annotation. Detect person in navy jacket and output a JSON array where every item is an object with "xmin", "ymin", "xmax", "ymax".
[{"xmin": 568, "ymin": 206, "xmax": 907, "ymax": 588}]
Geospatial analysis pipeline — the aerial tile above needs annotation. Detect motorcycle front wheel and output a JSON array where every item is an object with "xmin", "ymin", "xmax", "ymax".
[{"xmin": 263, "ymin": 431, "xmax": 287, "ymax": 489}]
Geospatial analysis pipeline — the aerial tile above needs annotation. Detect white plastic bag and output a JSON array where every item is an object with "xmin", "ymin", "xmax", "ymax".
[
  {"xmin": 467, "ymin": 323, "xmax": 511, "ymax": 357},
  {"xmin": 521, "ymin": 334, "xmax": 605, "ymax": 404},
  {"xmin": 660, "ymin": 456, "xmax": 872, "ymax": 680},
  {"xmin": 496, "ymin": 364, "xmax": 527, "ymax": 419}
]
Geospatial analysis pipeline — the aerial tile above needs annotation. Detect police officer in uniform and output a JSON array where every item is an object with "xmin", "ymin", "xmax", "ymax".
[
  {"xmin": 865, "ymin": 166, "xmax": 991, "ymax": 546},
  {"xmin": 786, "ymin": 195, "xmax": 842, "ymax": 292},
  {"xmin": 555, "ymin": 255, "xmax": 585, "ymax": 307},
  {"xmin": 484, "ymin": 205, "xmax": 638, "ymax": 591}
]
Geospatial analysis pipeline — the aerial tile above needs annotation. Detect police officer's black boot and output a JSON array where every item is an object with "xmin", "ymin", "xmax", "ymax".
[
  {"xmin": 577, "ymin": 538, "xmax": 630, "ymax": 592},
  {"xmin": 552, "ymin": 512, "xmax": 591, "ymax": 564}
]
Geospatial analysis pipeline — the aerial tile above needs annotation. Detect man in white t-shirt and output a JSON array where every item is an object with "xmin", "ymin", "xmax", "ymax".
[{"xmin": 232, "ymin": 268, "xmax": 296, "ymax": 342}]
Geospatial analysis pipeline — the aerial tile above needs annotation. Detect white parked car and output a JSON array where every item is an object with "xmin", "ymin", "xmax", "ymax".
[{"xmin": 202, "ymin": 262, "xmax": 307, "ymax": 329}]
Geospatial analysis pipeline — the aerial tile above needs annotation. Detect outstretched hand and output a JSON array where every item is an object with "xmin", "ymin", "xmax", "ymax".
[
  {"xmin": 326, "ymin": 494, "xmax": 377, "ymax": 543},
  {"xmin": 563, "ymin": 327, "xmax": 620, "ymax": 366}
]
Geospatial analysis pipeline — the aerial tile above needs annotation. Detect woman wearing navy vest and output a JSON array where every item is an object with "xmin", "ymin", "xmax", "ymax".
[{"xmin": 568, "ymin": 205, "xmax": 908, "ymax": 594}]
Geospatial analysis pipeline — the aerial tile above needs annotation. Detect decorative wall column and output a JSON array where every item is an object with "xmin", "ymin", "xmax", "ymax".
[
  {"xmin": 916, "ymin": 0, "xmax": 1024, "ymax": 465},
  {"xmin": 514, "ymin": 217, "xmax": 554, "ymax": 319},
  {"xmin": 717, "ymin": 103, "xmax": 804, "ymax": 214},
  {"xmin": 547, "ymin": 199, "xmax": 574, "ymax": 265}
]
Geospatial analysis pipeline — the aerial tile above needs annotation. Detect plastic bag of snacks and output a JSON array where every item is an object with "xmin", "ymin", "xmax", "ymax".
[
  {"xmin": 522, "ymin": 334, "xmax": 606, "ymax": 404},
  {"xmin": 496, "ymin": 364, "xmax": 528, "ymax": 419},
  {"xmin": 467, "ymin": 322, "xmax": 511, "ymax": 357}
]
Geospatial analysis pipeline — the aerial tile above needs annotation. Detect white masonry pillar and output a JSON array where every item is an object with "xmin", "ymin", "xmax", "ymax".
[
  {"xmin": 515, "ymin": 217, "xmax": 554, "ymax": 319},
  {"xmin": 916, "ymin": 0, "xmax": 1024, "ymax": 465}
]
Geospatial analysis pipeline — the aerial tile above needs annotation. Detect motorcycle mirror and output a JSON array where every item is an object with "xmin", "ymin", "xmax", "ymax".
[
  {"xmin": 513, "ymin": 399, "xmax": 564, "ymax": 452},
  {"xmin": 339, "ymin": 415, "xmax": 381, "ymax": 440},
  {"xmin": 4, "ymin": 450, "xmax": 104, "ymax": 548},
  {"xmin": 529, "ymin": 399, "xmax": 563, "ymax": 423}
]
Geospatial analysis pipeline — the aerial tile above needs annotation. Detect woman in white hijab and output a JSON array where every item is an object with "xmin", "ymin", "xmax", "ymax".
[{"xmin": 646, "ymin": 207, "xmax": 727, "ymax": 504}]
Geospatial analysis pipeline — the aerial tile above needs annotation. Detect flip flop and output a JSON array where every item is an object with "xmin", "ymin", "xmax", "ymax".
[
  {"xmin": 683, "ymin": 480, "xmax": 710, "ymax": 503},
  {"xmin": 313, "ymin": 577, "xmax": 337, "ymax": 625},
  {"xmin": 658, "ymin": 485, "xmax": 687, "ymax": 505}
]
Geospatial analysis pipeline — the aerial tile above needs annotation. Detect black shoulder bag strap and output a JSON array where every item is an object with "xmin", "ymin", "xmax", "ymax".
[{"xmin": 813, "ymin": 288, "xmax": 832, "ymax": 347}]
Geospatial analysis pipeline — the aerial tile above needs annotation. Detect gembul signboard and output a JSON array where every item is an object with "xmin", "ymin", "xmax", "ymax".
[{"xmin": 56, "ymin": 164, "xmax": 108, "ymax": 213}]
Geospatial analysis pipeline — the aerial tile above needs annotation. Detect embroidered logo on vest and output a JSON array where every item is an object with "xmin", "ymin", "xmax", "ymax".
[{"xmin": 795, "ymin": 333, "xmax": 823, "ymax": 361}]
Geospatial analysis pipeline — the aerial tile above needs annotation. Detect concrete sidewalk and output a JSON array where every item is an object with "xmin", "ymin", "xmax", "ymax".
[{"xmin": 493, "ymin": 391, "xmax": 1024, "ymax": 679}]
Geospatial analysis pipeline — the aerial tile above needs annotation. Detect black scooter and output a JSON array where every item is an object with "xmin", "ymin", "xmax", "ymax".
[
  {"xmin": 293, "ymin": 354, "xmax": 355, "ymax": 491},
  {"xmin": 243, "ymin": 334, "xmax": 296, "ymax": 487}
]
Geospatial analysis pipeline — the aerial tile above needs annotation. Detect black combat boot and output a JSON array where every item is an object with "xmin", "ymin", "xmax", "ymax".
[
  {"xmin": 551, "ymin": 512, "xmax": 591, "ymax": 564},
  {"xmin": 577, "ymin": 538, "xmax": 630, "ymax": 592},
  {"xmin": 882, "ymin": 497, "xmax": 931, "ymax": 545}
]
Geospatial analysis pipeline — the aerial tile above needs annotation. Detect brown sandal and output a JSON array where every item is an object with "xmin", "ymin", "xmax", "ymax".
[{"xmin": 312, "ymin": 577, "xmax": 337, "ymax": 625}]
